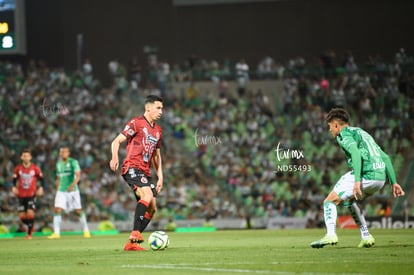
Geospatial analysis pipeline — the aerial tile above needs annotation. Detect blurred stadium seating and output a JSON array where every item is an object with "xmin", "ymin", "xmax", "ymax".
[{"xmin": 0, "ymin": 50, "xmax": 413, "ymax": 232}]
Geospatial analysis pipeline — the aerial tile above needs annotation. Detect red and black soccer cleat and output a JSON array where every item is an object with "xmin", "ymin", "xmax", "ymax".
[
  {"xmin": 128, "ymin": 230, "xmax": 144, "ymax": 243},
  {"xmin": 124, "ymin": 242, "xmax": 146, "ymax": 251}
]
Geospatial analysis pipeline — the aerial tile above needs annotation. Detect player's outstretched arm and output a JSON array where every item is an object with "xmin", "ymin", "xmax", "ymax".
[
  {"xmin": 36, "ymin": 172, "xmax": 45, "ymax": 196},
  {"xmin": 380, "ymin": 149, "xmax": 398, "ymax": 184},
  {"xmin": 12, "ymin": 175, "xmax": 19, "ymax": 196},
  {"xmin": 110, "ymin": 133, "xmax": 127, "ymax": 172},
  {"xmin": 379, "ymin": 149, "xmax": 403, "ymax": 198},
  {"xmin": 36, "ymin": 186, "xmax": 44, "ymax": 197},
  {"xmin": 152, "ymin": 148, "xmax": 163, "ymax": 194},
  {"xmin": 392, "ymin": 183, "xmax": 405, "ymax": 198}
]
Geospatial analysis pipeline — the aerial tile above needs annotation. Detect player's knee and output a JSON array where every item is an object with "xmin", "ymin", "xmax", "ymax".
[
  {"xmin": 134, "ymin": 189, "xmax": 142, "ymax": 199},
  {"xmin": 27, "ymin": 210, "xmax": 35, "ymax": 217},
  {"xmin": 324, "ymin": 192, "xmax": 341, "ymax": 205},
  {"xmin": 142, "ymin": 189, "xmax": 154, "ymax": 202},
  {"xmin": 54, "ymin": 207, "xmax": 63, "ymax": 214},
  {"xmin": 324, "ymin": 199, "xmax": 340, "ymax": 207},
  {"xmin": 74, "ymin": 210, "xmax": 82, "ymax": 216}
]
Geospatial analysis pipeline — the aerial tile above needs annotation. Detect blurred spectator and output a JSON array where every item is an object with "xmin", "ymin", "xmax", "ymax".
[
  {"xmin": 128, "ymin": 56, "xmax": 142, "ymax": 92},
  {"xmin": 257, "ymin": 56, "xmax": 276, "ymax": 79},
  {"xmin": 235, "ymin": 58, "xmax": 249, "ymax": 96}
]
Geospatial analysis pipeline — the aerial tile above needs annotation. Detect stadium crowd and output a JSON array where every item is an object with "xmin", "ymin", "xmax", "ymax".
[
  {"xmin": 165, "ymin": 48, "xmax": 414, "ymax": 225},
  {"xmin": 0, "ymin": 48, "xmax": 413, "ymax": 233}
]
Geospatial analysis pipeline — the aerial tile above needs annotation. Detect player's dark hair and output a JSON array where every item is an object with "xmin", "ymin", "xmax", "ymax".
[
  {"xmin": 59, "ymin": 145, "xmax": 70, "ymax": 151},
  {"xmin": 145, "ymin": 95, "xmax": 163, "ymax": 104},
  {"xmin": 21, "ymin": 149, "xmax": 31, "ymax": 155},
  {"xmin": 326, "ymin": 108, "xmax": 350, "ymax": 123}
]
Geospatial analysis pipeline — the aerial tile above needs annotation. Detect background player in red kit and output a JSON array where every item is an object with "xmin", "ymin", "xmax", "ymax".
[
  {"xmin": 12, "ymin": 149, "xmax": 44, "ymax": 239},
  {"xmin": 110, "ymin": 95, "xmax": 164, "ymax": 251}
]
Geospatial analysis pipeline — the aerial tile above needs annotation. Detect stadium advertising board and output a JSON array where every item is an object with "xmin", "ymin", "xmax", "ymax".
[{"xmin": 340, "ymin": 216, "xmax": 414, "ymax": 229}]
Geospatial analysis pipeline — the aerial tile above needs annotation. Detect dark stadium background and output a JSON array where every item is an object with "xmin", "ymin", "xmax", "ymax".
[{"xmin": 15, "ymin": 0, "xmax": 414, "ymax": 85}]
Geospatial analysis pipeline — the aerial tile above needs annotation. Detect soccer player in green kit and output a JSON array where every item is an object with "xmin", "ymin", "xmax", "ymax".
[
  {"xmin": 48, "ymin": 146, "xmax": 90, "ymax": 239},
  {"xmin": 311, "ymin": 108, "xmax": 405, "ymax": 248}
]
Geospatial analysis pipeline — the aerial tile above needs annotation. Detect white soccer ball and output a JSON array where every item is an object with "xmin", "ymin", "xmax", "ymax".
[{"xmin": 148, "ymin": 231, "xmax": 169, "ymax": 250}]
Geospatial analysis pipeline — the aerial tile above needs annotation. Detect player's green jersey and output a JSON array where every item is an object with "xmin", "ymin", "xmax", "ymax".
[
  {"xmin": 336, "ymin": 126, "xmax": 395, "ymax": 182},
  {"xmin": 56, "ymin": 158, "xmax": 81, "ymax": 191}
]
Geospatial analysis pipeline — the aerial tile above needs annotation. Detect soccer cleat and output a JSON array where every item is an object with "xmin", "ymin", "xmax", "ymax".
[
  {"xmin": 310, "ymin": 234, "xmax": 338, "ymax": 248},
  {"xmin": 128, "ymin": 230, "xmax": 144, "ymax": 243},
  {"xmin": 124, "ymin": 242, "xmax": 146, "ymax": 251},
  {"xmin": 358, "ymin": 234, "xmax": 375, "ymax": 248},
  {"xmin": 83, "ymin": 231, "xmax": 91, "ymax": 238},
  {"xmin": 47, "ymin": 233, "xmax": 60, "ymax": 239}
]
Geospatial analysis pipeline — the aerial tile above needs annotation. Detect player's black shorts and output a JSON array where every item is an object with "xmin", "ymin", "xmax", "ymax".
[
  {"xmin": 122, "ymin": 167, "xmax": 157, "ymax": 200},
  {"xmin": 17, "ymin": 197, "xmax": 37, "ymax": 212}
]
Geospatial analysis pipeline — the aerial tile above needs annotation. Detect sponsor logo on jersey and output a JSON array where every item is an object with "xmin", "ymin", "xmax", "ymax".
[{"xmin": 143, "ymin": 127, "xmax": 159, "ymax": 144}]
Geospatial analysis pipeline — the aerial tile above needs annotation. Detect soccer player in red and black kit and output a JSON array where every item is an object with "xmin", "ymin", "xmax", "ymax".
[
  {"xmin": 110, "ymin": 95, "xmax": 164, "ymax": 251},
  {"xmin": 12, "ymin": 149, "xmax": 44, "ymax": 239}
]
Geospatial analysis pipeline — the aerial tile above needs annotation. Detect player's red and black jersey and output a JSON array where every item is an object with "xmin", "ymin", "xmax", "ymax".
[
  {"xmin": 13, "ymin": 163, "xmax": 43, "ymax": 198},
  {"xmin": 121, "ymin": 115, "xmax": 162, "ymax": 176}
]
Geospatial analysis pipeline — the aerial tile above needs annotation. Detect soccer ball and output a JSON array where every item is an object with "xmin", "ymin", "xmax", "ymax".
[{"xmin": 148, "ymin": 231, "xmax": 169, "ymax": 250}]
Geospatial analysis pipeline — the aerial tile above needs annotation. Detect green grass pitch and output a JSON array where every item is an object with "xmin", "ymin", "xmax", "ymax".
[{"xmin": 1, "ymin": 228, "xmax": 413, "ymax": 275}]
